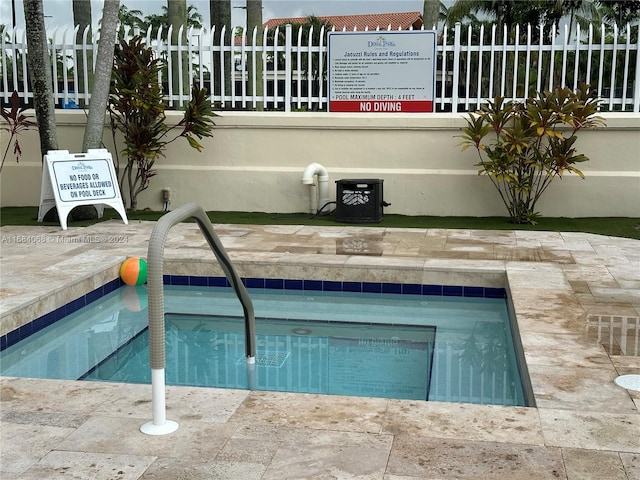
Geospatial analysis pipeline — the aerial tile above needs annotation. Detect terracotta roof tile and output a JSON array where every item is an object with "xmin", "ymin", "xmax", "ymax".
[{"xmin": 263, "ymin": 11, "xmax": 424, "ymax": 31}]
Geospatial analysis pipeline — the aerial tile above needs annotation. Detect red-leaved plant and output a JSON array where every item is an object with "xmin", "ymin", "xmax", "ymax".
[{"xmin": 1, "ymin": 91, "xmax": 37, "ymax": 174}]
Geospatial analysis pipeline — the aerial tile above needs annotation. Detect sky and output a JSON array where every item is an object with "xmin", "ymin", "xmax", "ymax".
[{"xmin": 2, "ymin": 0, "xmax": 432, "ymax": 32}]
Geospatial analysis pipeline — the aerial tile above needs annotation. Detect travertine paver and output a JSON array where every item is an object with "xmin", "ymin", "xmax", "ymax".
[
  {"xmin": 538, "ymin": 408, "xmax": 640, "ymax": 452},
  {"xmin": 0, "ymin": 422, "xmax": 77, "ymax": 475},
  {"xmin": 387, "ymin": 436, "xmax": 566, "ymax": 479},
  {"xmin": 233, "ymin": 390, "xmax": 389, "ymax": 434},
  {"xmin": 1, "ymin": 221, "xmax": 639, "ymax": 479},
  {"xmin": 381, "ymin": 400, "xmax": 545, "ymax": 445},
  {"xmin": 56, "ymin": 415, "xmax": 239, "ymax": 460},
  {"xmin": 12, "ymin": 451, "xmax": 157, "ymax": 480},
  {"xmin": 139, "ymin": 457, "xmax": 267, "ymax": 480},
  {"xmin": 94, "ymin": 383, "xmax": 249, "ymax": 423},
  {"xmin": 562, "ymin": 448, "xmax": 629, "ymax": 480}
]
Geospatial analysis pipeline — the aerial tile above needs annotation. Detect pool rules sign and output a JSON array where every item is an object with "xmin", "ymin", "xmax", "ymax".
[
  {"xmin": 38, "ymin": 149, "xmax": 128, "ymax": 230},
  {"xmin": 328, "ymin": 30, "xmax": 436, "ymax": 113}
]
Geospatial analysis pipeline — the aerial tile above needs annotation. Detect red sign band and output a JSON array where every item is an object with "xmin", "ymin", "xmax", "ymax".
[{"xmin": 329, "ymin": 100, "xmax": 433, "ymax": 113}]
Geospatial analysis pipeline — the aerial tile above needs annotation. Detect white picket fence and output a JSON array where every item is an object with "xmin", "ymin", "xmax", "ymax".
[{"xmin": 1, "ymin": 21, "xmax": 639, "ymax": 112}]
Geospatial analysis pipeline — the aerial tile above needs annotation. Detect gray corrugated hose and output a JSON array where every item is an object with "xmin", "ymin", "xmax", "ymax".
[{"xmin": 141, "ymin": 203, "xmax": 256, "ymax": 435}]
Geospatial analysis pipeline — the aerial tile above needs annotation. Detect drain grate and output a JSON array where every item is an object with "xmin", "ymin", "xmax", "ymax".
[{"xmin": 239, "ymin": 351, "xmax": 290, "ymax": 368}]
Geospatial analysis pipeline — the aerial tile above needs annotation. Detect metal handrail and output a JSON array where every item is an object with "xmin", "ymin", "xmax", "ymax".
[{"xmin": 141, "ymin": 203, "xmax": 256, "ymax": 435}]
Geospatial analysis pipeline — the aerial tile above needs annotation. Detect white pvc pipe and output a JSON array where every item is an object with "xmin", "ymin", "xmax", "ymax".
[
  {"xmin": 247, "ymin": 356, "xmax": 256, "ymax": 390},
  {"xmin": 301, "ymin": 163, "xmax": 330, "ymax": 214},
  {"xmin": 140, "ymin": 368, "xmax": 179, "ymax": 435}
]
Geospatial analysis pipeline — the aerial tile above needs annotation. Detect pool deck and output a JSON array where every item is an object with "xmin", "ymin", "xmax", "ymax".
[{"xmin": 1, "ymin": 220, "xmax": 639, "ymax": 479}]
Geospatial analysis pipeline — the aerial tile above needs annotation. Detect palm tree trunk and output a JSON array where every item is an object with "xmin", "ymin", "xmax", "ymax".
[
  {"xmin": 423, "ymin": 0, "xmax": 440, "ymax": 29},
  {"xmin": 24, "ymin": 0, "xmax": 58, "ymax": 156},
  {"xmin": 72, "ymin": 0, "xmax": 93, "ymax": 108},
  {"xmin": 246, "ymin": 0, "xmax": 263, "ymax": 111},
  {"xmin": 82, "ymin": 0, "xmax": 119, "ymax": 151},
  {"xmin": 168, "ymin": 0, "xmax": 190, "ymax": 107},
  {"xmin": 210, "ymin": 0, "xmax": 231, "ymax": 104}
]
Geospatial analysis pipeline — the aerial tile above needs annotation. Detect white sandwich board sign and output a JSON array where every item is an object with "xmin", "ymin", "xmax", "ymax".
[
  {"xmin": 327, "ymin": 30, "xmax": 437, "ymax": 113},
  {"xmin": 38, "ymin": 149, "xmax": 128, "ymax": 230}
]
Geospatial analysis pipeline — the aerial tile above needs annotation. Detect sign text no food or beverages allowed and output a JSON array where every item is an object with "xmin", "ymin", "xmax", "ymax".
[
  {"xmin": 38, "ymin": 149, "xmax": 128, "ymax": 230},
  {"xmin": 328, "ymin": 30, "xmax": 437, "ymax": 113}
]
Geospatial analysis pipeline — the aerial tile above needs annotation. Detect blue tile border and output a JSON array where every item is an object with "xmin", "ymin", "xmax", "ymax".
[
  {"xmin": 245, "ymin": 277, "xmax": 265, "ymax": 289},
  {"xmin": 209, "ymin": 277, "xmax": 229, "ymax": 287},
  {"xmin": 402, "ymin": 283, "xmax": 422, "ymax": 295},
  {"xmin": 443, "ymin": 285, "xmax": 464, "ymax": 297},
  {"xmin": 422, "ymin": 284, "xmax": 443, "ymax": 296},
  {"xmin": 284, "ymin": 279, "xmax": 303, "ymax": 290},
  {"xmin": 343, "ymin": 281, "xmax": 362, "ymax": 293},
  {"xmin": 1, "ymin": 277, "xmax": 124, "ymax": 351},
  {"xmin": 382, "ymin": 283, "xmax": 402, "ymax": 294},
  {"xmin": 303, "ymin": 279, "xmax": 323, "ymax": 291},
  {"xmin": 463, "ymin": 286, "xmax": 484, "ymax": 297},
  {"xmin": 2, "ymin": 275, "xmax": 506, "ymax": 351},
  {"xmin": 363, "ymin": 282, "xmax": 382, "ymax": 293},
  {"xmin": 485, "ymin": 287, "xmax": 506, "ymax": 299},
  {"xmin": 323, "ymin": 280, "xmax": 343, "ymax": 292},
  {"xmin": 190, "ymin": 276, "xmax": 208, "ymax": 287},
  {"xmin": 265, "ymin": 278, "xmax": 284, "ymax": 290}
]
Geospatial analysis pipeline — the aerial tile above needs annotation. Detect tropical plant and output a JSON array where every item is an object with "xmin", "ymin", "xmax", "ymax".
[
  {"xmin": 125, "ymin": 3, "xmax": 204, "ymax": 105},
  {"xmin": 143, "ymin": 4, "xmax": 203, "ymax": 37},
  {"xmin": 108, "ymin": 36, "xmax": 217, "ymax": 211},
  {"xmin": 597, "ymin": 0, "xmax": 640, "ymax": 27},
  {"xmin": 457, "ymin": 84, "xmax": 605, "ymax": 224},
  {"xmin": 446, "ymin": 0, "xmax": 640, "ymax": 35},
  {"xmin": 446, "ymin": 0, "xmax": 543, "ymax": 32},
  {"xmin": 115, "ymin": 5, "xmax": 145, "ymax": 37},
  {"xmin": 0, "ymin": 91, "xmax": 37, "ymax": 174}
]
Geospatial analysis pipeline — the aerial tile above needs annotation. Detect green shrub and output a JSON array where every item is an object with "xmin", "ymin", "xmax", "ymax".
[
  {"xmin": 458, "ymin": 84, "xmax": 605, "ymax": 224},
  {"xmin": 109, "ymin": 36, "xmax": 217, "ymax": 211}
]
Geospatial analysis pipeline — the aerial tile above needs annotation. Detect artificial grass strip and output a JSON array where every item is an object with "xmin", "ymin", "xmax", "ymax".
[{"xmin": 1, "ymin": 206, "xmax": 638, "ymax": 240}]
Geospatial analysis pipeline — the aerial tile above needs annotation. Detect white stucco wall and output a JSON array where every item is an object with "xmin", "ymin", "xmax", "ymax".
[{"xmin": 1, "ymin": 110, "xmax": 639, "ymax": 217}]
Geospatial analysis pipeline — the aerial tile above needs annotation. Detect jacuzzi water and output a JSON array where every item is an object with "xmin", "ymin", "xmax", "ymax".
[{"xmin": 0, "ymin": 282, "xmax": 528, "ymax": 406}]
